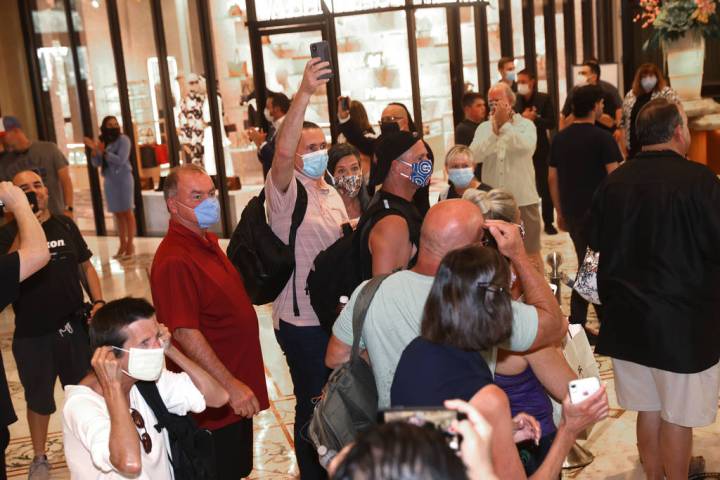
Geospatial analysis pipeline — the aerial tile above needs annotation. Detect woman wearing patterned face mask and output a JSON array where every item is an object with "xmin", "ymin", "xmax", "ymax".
[
  {"xmin": 620, "ymin": 63, "xmax": 678, "ymax": 159},
  {"xmin": 327, "ymin": 143, "xmax": 370, "ymax": 226},
  {"xmin": 439, "ymin": 145, "xmax": 491, "ymax": 202}
]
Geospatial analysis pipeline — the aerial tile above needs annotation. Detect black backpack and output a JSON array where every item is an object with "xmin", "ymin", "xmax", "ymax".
[
  {"xmin": 227, "ymin": 180, "xmax": 307, "ymax": 312},
  {"xmin": 306, "ymin": 196, "xmax": 417, "ymax": 334},
  {"xmin": 135, "ymin": 381, "xmax": 216, "ymax": 480}
]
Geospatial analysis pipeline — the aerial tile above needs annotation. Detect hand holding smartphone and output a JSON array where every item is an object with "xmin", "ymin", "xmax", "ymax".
[
  {"xmin": 310, "ymin": 41, "xmax": 333, "ymax": 80},
  {"xmin": 568, "ymin": 377, "xmax": 601, "ymax": 404}
]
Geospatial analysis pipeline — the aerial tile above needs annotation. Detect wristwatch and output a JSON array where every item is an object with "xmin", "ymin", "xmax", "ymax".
[{"xmin": 65, "ymin": 206, "xmax": 74, "ymax": 212}]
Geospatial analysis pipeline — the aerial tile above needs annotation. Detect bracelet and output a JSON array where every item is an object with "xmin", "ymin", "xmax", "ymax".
[{"xmin": 92, "ymin": 300, "xmax": 106, "ymax": 306}]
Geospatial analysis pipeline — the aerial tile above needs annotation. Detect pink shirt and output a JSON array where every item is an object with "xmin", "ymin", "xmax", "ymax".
[{"xmin": 265, "ymin": 170, "xmax": 348, "ymax": 327}]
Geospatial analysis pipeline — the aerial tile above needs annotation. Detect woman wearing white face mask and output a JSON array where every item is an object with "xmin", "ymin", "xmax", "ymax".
[
  {"xmin": 439, "ymin": 145, "xmax": 491, "ymax": 202},
  {"xmin": 62, "ymin": 298, "xmax": 229, "ymax": 479},
  {"xmin": 621, "ymin": 63, "xmax": 678, "ymax": 159},
  {"xmin": 328, "ymin": 143, "xmax": 371, "ymax": 226}
]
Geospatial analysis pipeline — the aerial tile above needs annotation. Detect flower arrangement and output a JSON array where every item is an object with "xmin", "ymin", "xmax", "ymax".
[{"xmin": 635, "ymin": 0, "xmax": 720, "ymax": 48}]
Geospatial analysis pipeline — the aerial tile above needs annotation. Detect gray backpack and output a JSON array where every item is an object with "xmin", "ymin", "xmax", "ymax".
[{"xmin": 308, "ymin": 274, "xmax": 389, "ymax": 458}]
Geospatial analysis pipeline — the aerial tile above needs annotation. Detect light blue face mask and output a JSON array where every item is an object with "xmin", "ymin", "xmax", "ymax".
[
  {"xmin": 299, "ymin": 149, "xmax": 329, "ymax": 179},
  {"xmin": 448, "ymin": 167, "xmax": 475, "ymax": 188},
  {"xmin": 506, "ymin": 71, "xmax": 516, "ymax": 83},
  {"xmin": 192, "ymin": 197, "xmax": 220, "ymax": 229}
]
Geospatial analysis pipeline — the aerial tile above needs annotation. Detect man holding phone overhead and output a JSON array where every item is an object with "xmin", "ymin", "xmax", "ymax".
[
  {"xmin": 266, "ymin": 55, "xmax": 348, "ymax": 479},
  {"xmin": 0, "ymin": 170, "xmax": 104, "ymax": 479}
]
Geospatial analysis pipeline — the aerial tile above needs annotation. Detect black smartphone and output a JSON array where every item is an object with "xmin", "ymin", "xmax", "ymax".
[
  {"xmin": 378, "ymin": 407, "xmax": 466, "ymax": 451},
  {"xmin": 26, "ymin": 191, "xmax": 38, "ymax": 213},
  {"xmin": 310, "ymin": 41, "xmax": 333, "ymax": 80},
  {"xmin": 341, "ymin": 96, "xmax": 350, "ymax": 111}
]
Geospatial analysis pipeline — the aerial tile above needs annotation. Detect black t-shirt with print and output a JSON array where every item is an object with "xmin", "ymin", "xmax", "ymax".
[{"xmin": 0, "ymin": 215, "xmax": 92, "ymax": 338}]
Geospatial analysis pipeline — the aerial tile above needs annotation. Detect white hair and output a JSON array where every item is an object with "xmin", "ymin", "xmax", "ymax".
[{"xmin": 489, "ymin": 82, "xmax": 516, "ymax": 107}]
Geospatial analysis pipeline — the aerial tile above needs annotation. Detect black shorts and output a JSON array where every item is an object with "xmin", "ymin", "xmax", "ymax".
[
  {"xmin": 211, "ymin": 418, "xmax": 253, "ymax": 480},
  {"xmin": 12, "ymin": 320, "xmax": 91, "ymax": 415}
]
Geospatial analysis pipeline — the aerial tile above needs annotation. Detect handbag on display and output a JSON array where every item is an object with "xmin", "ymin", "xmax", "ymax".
[{"xmin": 572, "ymin": 247, "xmax": 601, "ymax": 305}]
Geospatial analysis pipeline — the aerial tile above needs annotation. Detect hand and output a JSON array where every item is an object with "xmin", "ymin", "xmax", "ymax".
[
  {"xmin": 83, "ymin": 137, "xmax": 96, "ymax": 150},
  {"xmin": 158, "ymin": 323, "xmax": 171, "ymax": 350},
  {"xmin": 560, "ymin": 384, "xmax": 609, "ymax": 437},
  {"xmin": 97, "ymin": 141, "xmax": 105, "ymax": 154},
  {"xmin": 522, "ymin": 107, "xmax": 537, "ymax": 122},
  {"xmin": 512, "ymin": 412, "xmax": 541, "ymax": 444},
  {"xmin": 493, "ymin": 101, "xmax": 512, "ymax": 129},
  {"xmin": 484, "ymin": 219, "xmax": 526, "ymax": 261},
  {"xmin": 246, "ymin": 128, "xmax": 267, "ymax": 147},
  {"xmin": 92, "ymin": 346, "xmax": 124, "ymax": 391},
  {"xmin": 598, "ymin": 113, "xmax": 615, "ymax": 129},
  {"xmin": 90, "ymin": 303, "xmax": 103, "ymax": 319},
  {"xmin": 227, "ymin": 378, "xmax": 260, "ymax": 418},
  {"xmin": 298, "ymin": 58, "xmax": 331, "ymax": 97},
  {"xmin": 445, "ymin": 399, "xmax": 497, "ymax": 480},
  {"xmin": 337, "ymin": 96, "xmax": 350, "ymax": 120},
  {"xmin": 0, "ymin": 182, "xmax": 31, "ymax": 213}
]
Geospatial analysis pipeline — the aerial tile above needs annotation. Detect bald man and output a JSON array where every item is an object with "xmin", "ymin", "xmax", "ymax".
[{"xmin": 325, "ymin": 199, "xmax": 565, "ymax": 408}]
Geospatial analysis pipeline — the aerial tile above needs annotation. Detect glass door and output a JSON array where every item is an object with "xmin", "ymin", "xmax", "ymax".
[{"xmin": 261, "ymin": 30, "xmax": 330, "ymax": 136}]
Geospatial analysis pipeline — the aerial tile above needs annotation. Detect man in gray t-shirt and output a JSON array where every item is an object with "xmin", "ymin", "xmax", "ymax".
[
  {"xmin": 0, "ymin": 117, "xmax": 72, "ymax": 217},
  {"xmin": 326, "ymin": 199, "xmax": 566, "ymax": 408}
]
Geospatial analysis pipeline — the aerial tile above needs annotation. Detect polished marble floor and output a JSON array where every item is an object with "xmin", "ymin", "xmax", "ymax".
[{"xmin": 2, "ymin": 226, "xmax": 720, "ymax": 479}]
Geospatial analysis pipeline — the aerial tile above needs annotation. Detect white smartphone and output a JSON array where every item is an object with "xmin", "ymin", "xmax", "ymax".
[{"xmin": 568, "ymin": 377, "xmax": 601, "ymax": 404}]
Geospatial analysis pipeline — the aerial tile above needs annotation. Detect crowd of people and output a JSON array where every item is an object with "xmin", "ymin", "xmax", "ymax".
[{"xmin": 0, "ymin": 47, "xmax": 718, "ymax": 480}]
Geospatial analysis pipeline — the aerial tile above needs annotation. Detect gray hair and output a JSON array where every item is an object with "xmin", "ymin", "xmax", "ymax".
[
  {"xmin": 163, "ymin": 163, "xmax": 209, "ymax": 202},
  {"xmin": 489, "ymin": 82, "xmax": 516, "ymax": 107},
  {"xmin": 462, "ymin": 188, "xmax": 519, "ymax": 223}
]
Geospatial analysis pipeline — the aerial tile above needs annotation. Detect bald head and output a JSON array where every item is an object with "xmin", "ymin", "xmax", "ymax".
[{"xmin": 419, "ymin": 199, "xmax": 484, "ymax": 261}]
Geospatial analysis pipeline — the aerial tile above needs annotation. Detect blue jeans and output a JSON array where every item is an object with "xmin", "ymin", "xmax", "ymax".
[{"xmin": 275, "ymin": 321, "xmax": 330, "ymax": 479}]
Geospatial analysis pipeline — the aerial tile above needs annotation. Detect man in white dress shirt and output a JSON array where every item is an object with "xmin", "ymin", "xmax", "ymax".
[{"xmin": 470, "ymin": 82, "xmax": 543, "ymax": 270}]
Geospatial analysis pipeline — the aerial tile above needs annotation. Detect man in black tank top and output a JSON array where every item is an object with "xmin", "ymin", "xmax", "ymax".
[{"xmin": 356, "ymin": 131, "xmax": 427, "ymax": 280}]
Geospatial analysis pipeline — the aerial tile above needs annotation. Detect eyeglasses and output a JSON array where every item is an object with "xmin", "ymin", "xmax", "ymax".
[{"xmin": 130, "ymin": 409, "xmax": 153, "ymax": 454}]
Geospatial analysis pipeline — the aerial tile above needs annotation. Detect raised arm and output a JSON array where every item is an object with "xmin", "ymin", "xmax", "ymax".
[
  {"xmin": 486, "ymin": 219, "xmax": 566, "ymax": 350},
  {"xmin": 0, "ymin": 182, "xmax": 49, "ymax": 280},
  {"xmin": 270, "ymin": 58, "xmax": 331, "ymax": 193}
]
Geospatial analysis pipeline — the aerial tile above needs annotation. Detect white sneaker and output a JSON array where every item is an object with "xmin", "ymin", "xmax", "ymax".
[{"xmin": 28, "ymin": 455, "xmax": 51, "ymax": 480}]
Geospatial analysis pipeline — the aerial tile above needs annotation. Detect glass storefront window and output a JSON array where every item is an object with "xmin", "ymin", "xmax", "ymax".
[
  {"xmin": 460, "ymin": 6, "xmax": 478, "ymax": 93},
  {"xmin": 534, "ymin": 0, "xmax": 548, "ymax": 92},
  {"xmin": 555, "ymin": 0, "xmax": 568, "ymax": 106},
  {"xmin": 414, "ymin": 7, "xmax": 453, "ymax": 161},
  {"xmin": 510, "ymin": 0, "xmax": 526, "ymax": 69},
  {"xmin": 486, "ymin": 0, "xmax": 502, "ymax": 81},
  {"xmin": 262, "ymin": 31, "xmax": 330, "ymax": 132},
  {"xmin": 334, "ymin": 11, "xmax": 412, "ymax": 130},
  {"xmin": 334, "ymin": 0, "xmax": 404, "ymax": 12},
  {"xmin": 116, "ymin": 0, "xmax": 173, "ymax": 190}
]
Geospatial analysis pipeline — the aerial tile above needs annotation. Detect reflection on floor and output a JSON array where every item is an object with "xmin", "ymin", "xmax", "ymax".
[{"xmin": 2, "ymin": 232, "xmax": 720, "ymax": 479}]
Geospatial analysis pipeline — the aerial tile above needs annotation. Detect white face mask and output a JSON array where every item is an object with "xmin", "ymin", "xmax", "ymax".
[
  {"xmin": 264, "ymin": 108, "xmax": 273, "ymax": 123},
  {"xmin": 114, "ymin": 346, "xmax": 165, "ymax": 381},
  {"xmin": 575, "ymin": 74, "xmax": 588, "ymax": 87},
  {"xmin": 517, "ymin": 83, "xmax": 531, "ymax": 96}
]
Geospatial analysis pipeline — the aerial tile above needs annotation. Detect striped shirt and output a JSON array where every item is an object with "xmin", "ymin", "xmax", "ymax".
[{"xmin": 265, "ymin": 170, "xmax": 348, "ymax": 328}]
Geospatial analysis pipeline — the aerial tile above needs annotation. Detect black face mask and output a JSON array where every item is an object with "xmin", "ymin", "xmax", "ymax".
[
  {"xmin": 99, "ymin": 127, "xmax": 121, "ymax": 145},
  {"xmin": 380, "ymin": 121, "xmax": 400, "ymax": 135}
]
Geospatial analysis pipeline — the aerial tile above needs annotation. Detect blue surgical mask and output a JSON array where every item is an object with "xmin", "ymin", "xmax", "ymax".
[
  {"xmin": 641, "ymin": 76, "xmax": 657, "ymax": 93},
  {"xmin": 448, "ymin": 167, "xmax": 475, "ymax": 188},
  {"xmin": 399, "ymin": 158, "xmax": 433, "ymax": 187},
  {"xmin": 193, "ymin": 197, "xmax": 220, "ymax": 229},
  {"xmin": 299, "ymin": 149, "xmax": 329, "ymax": 179},
  {"xmin": 506, "ymin": 71, "xmax": 516, "ymax": 83}
]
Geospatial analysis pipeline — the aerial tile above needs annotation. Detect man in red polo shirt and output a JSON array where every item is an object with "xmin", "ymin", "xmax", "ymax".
[{"xmin": 150, "ymin": 164, "xmax": 268, "ymax": 479}]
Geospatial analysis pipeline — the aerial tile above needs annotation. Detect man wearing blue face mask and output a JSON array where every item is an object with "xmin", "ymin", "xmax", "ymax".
[
  {"xmin": 151, "ymin": 164, "xmax": 269, "ymax": 480},
  {"xmin": 265, "ymin": 57, "xmax": 349, "ymax": 479},
  {"xmin": 498, "ymin": 57, "xmax": 518, "ymax": 92}
]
